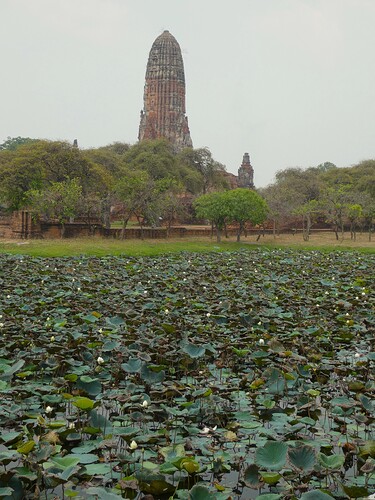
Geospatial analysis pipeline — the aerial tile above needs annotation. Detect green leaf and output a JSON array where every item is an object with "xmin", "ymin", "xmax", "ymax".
[
  {"xmin": 300, "ymin": 491, "xmax": 333, "ymax": 500},
  {"xmin": 72, "ymin": 396, "xmax": 95, "ymax": 410},
  {"xmin": 188, "ymin": 485, "xmax": 216, "ymax": 500},
  {"xmin": 0, "ymin": 487, "xmax": 15, "ymax": 497},
  {"xmin": 0, "ymin": 359, "xmax": 25, "ymax": 380},
  {"xmin": 181, "ymin": 341, "xmax": 206, "ymax": 358},
  {"xmin": 318, "ymin": 453, "xmax": 345, "ymax": 470},
  {"xmin": 288, "ymin": 445, "xmax": 316, "ymax": 471},
  {"xmin": 140, "ymin": 364, "xmax": 165, "ymax": 384},
  {"xmin": 121, "ymin": 358, "xmax": 143, "ymax": 373},
  {"xmin": 77, "ymin": 376, "xmax": 102, "ymax": 396},
  {"xmin": 255, "ymin": 441, "xmax": 288, "ymax": 471},
  {"xmin": 255, "ymin": 495, "xmax": 282, "ymax": 500},
  {"xmin": 82, "ymin": 463, "xmax": 113, "ymax": 475},
  {"xmin": 16, "ymin": 440, "xmax": 35, "ymax": 455},
  {"xmin": 359, "ymin": 440, "xmax": 375, "ymax": 458},
  {"xmin": 243, "ymin": 464, "xmax": 262, "ymax": 488},
  {"xmin": 340, "ymin": 483, "xmax": 369, "ymax": 498},
  {"xmin": 85, "ymin": 487, "xmax": 121, "ymax": 499},
  {"xmin": 260, "ymin": 472, "xmax": 281, "ymax": 485}
]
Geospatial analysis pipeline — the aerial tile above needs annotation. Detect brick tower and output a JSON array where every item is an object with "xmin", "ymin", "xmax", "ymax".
[
  {"xmin": 138, "ymin": 30, "xmax": 193, "ymax": 150},
  {"xmin": 238, "ymin": 153, "xmax": 254, "ymax": 188}
]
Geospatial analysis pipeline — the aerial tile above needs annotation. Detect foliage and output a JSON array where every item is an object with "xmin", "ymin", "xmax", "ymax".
[
  {"xmin": 226, "ymin": 188, "xmax": 269, "ymax": 241},
  {"xmin": 193, "ymin": 191, "xmax": 230, "ymax": 242},
  {"xmin": 194, "ymin": 189, "xmax": 268, "ymax": 242},
  {"xmin": 0, "ymin": 140, "xmax": 108, "ymax": 211},
  {"xmin": 0, "ymin": 136, "xmax": 37, "ymax": 151},
  {"xmin": 26, "ymin": 179, "xmax": 82, "ymax": 237},
  {"xmin": 178, "ymin": 147, "xmax": 228, "ymax": 194},
  {"xmin": 0, "ymin": 248, "xmax": 374, "ymax": 497}
]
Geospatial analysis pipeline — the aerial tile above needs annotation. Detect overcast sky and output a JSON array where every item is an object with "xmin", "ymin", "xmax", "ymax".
[{"xmin": 1, "ymin": 0, "xmax": 374, "ymax": 187}]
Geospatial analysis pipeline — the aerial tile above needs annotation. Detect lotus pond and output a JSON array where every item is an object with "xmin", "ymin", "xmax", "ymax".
[{"xmin": 0, "ymin": 249, "xmax": 374, "ymax": 500}]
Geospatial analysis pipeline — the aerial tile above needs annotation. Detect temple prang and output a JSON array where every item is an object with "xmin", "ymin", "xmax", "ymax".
[
  {"xmin": 237, "ymin": 152, "xmax": 254, "ymax": 188},
  {"xmin": 139, "ymin": 30, "xmax": 193, "ymax": 151}
]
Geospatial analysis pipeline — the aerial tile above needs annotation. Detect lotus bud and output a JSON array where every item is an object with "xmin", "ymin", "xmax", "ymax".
[{"xmin": 130, "ymin": 440, "xmax": 138, "ymax": 450}]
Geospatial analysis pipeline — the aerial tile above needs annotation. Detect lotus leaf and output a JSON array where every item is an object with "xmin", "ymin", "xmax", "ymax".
[
  {"xmin": 288, "ymin": 444, "xmax": 316, "ymax": 471},
  {"xmin": 318, "ymin": 453, "xmax": 345, "ymax": 470},
  {"xmin": 300, "ymin": 491, "xmax": 334, "ymax": 499},
  {"xmin": 255, "ymin": 441, "xmax": 288, "ymax": 470},
  {"xmin": 243, "ymin": 464, "xmax": 262, "ymax": 488},
  {"xmin": 188, "ymin": 485, "xmax": 216, "ymax": 500}
]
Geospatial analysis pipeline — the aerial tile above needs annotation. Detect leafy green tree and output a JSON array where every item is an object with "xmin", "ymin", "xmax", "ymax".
[
  {"xmin": 123, "ymin": 139, "xmax": 178, "ymax": 180},
  {"xmin": 193, "ymin": 191, "xmax": 230, "ymax": 242},
  {"xmin": 26, "ymin": 179, "xmax": 82, "ymax": 237},
  {"xmin": 0, "ymin": 136, "xmax": 37, "ymax": 151},
  {"xmin": 0, "ymin": 140, "xmax": 107, "ymax": 211},
  {"xmin": 321, "ymin": 185, "xmax": 351, "ymax": 240},
  {"xmin": 178, "ymin": 147, "xmax": 228, "ymax": 194},
  {"xmin": 347, "ymin": 203, "xmax": 362, "ymax": 241},
  {"xmin": 152, "ymin": 179, "xmax": 188, "ymax": 236},
  {"xmin": 226, "ymin": 189, "xmax": 268, "ymax": 241},
  {"xmin": 293, "ymin": 199, "xmax": 320, "ymax": 241},
  {"xmin": 258, "ymin": 184, "xmax": 297, "ymax": 237},
  {"xmin": 114, "ymin": 170, "xmax": 155, "ymax": 238}
]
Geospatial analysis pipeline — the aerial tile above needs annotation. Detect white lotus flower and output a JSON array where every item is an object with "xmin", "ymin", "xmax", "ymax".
[
  {"xmin": 200, "ymin": 425, "xmax": 217, "ymax": 435},
  {"xmin": 206, "ymin": 313, "xmax": 211, "ymax": 317},
  {"xmin": 45, "ymin": 406, "xmax": 53, "ymax": 414},
  {"xmin": 0, "ymin": 323, "xmax": 4, "ymax": 328},
  {"xmin": 142, "ymin": 400, "xmax": 148, "ymax": 408},
  {"xmin": 50, "ymin": 336, "xmax": 55, "ymax": 342},
  {"xmin": 354, "ymin": 353, "xmax": 360, "ymax": 359},
  {"xmin": 130, "ymin": 440, "xmax": 138, "ymax": 450},
  {"xmin": 97, "ymin": 356, "xmax": 104, "ymax": 365},
  {"xmin": 259, "ymin": 339, "xmax": 265, "ymax": 346}
]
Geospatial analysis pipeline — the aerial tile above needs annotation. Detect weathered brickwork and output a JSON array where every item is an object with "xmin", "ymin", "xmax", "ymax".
[
  {"xmin": 238, "ymin": 152, "xmax": 254, "ymax": 188},
  {"xmin": 139, "ymin": 30, "xmax": 193, "ymax": 150}
]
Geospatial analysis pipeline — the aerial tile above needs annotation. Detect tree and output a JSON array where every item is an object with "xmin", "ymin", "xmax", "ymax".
[
  {"xmin": 258, "ymin": 184, "xmax": 297, "ymax": 237},
  {"xmin": 321, "ymin": 185, "xmax": 351, "ymax": 240},
  {"xmin": 293, "ymin": 199, "xmax": 320, "ymax": 241},
  {"xmin": 114, "ymin": 170, "xmax": 155, "ymax": 238},
  {"xmin": 226, "ymin": 189, "xmax": 268, "ymax": 242},
  {"xmin": 147, "ymin": 178, "xmax": 187, "ymax": 237},
  {"xmin": 178, "ymin": 147, "xmax": 228, "ymax": 194},
  {"xmin": 0, "ymin": 136, "xmax": 37, "ymax": 151},
  {"xmin": 193, "ymin": 191, "xmax": 230, "ymax": 242},
  {"xmin": 0, "ymin": 140, "xmax": 108, "ymax": 211},
  {"xmin": 347, "ymin": 204, "xmax": 362, "ymax": 241},
  {"xmin": 26, "ymin": 179, "xmax": 82, "ymax": 237}
]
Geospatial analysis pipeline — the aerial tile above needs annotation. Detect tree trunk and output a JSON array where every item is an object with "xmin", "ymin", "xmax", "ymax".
[
  {"xmin": 60, "ymin": 222, "xmax": 66, "ymax": 239},
  {"xmin": 237, "ymin": 222, "xmax": 244, "ymax": 242},
  {"xmin": 121, "ymin": 218, "xmax": 129, "ymax": 239},
  {"xmin": 216, "ymin": 227, "xmax": 222, "ymax": 243}
]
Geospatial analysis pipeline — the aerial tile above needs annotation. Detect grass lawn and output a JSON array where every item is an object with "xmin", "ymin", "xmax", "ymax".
[{"xmin": 0, "ymin": 231, "xmax": 373, "ymax": 257}]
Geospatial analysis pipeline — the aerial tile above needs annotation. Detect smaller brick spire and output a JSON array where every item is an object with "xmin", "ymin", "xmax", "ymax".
[{"xmin": 238, "ymin": 153, "xmax": 254, "ymax": 188}]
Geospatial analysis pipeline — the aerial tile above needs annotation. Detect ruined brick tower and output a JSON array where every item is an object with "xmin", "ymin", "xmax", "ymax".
[
  {"xmin": 238, "ymin": 153, "xmax": 254, "ymax": 188},
  {"xmin": 138, "ymin": 30, "xmax": 193, "ymax": 150}
]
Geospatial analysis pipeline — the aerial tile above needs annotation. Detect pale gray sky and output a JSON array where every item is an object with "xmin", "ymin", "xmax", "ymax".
[{"xmin": 1, "ymin": 0, "xmax": 374, "ymax": 187}]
